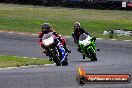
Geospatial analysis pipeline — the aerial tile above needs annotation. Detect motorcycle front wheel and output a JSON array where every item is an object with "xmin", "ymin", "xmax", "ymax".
[
  {"xmin": 88, "ymin": 48, "xmax": 97, "ymax": 61},
  {"xmin": 50, "ymin": 48, "xmax": 61, "ymax": 66}
]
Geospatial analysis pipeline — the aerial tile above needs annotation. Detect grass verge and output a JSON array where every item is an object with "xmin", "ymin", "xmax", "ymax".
[
  {"xmin": 93, "ymin": 33, "xmax": 132, "ymax": 40},
  {"xmin": 0, "ymin": 3, "xmax": 132, "ymax": 39},
  {"xmin": 0, "ymin": 55, "xmax": 53, "ymax": 68}
]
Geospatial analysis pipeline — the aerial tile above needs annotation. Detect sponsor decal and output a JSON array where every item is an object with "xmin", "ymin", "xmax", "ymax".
[
  {"xmin": 76, "ymin": 67, "xmax": 131, "ymax": 85},
  {"xmin": 127, "ymin": 3, "xmax": 132, "ymax": 7}
]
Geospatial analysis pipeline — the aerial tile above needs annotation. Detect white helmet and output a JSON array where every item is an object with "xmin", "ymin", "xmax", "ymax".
[{"xmin": 74, "ymin": 22, "xmax": 81, "ymax": 29}]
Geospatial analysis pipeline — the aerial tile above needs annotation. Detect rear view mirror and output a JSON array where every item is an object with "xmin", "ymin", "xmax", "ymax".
[{"xmin": 91, "ymin": 37, "xmax": 96, "ymax": 41}]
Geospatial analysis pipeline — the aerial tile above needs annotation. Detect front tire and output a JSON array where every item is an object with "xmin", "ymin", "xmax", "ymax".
[
  {"xmin": 88, "ymin": 48, "xmax": 97, "ymax": 61},
  {"xmin": 50, "ymin": 49, "xmax": 61, "ymax": 66}
]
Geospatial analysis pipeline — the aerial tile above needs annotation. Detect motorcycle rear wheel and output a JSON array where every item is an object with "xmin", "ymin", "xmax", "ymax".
[{"xmin": 62, "ymin": 61, "xmax": 68, "ymax": 66}]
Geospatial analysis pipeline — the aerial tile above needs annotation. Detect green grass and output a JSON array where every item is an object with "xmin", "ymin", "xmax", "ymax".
[
  {"xmin": 0, "ymin": 55, "xmax": 53, "ymax": 68},
  {"xmin": 0, "ymin": 3, "xmax": 132, "ymax": 39}
]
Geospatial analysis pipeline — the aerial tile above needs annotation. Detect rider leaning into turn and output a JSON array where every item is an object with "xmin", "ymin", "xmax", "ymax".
[
  {"xmin": 72, "ymin": 22, "xmax": 91, "ymax": 59},
  {"xmin": 38, "ymin": 23, "xmax": 71, "ymax": 61},
  {"xmin": 72, "ymin": 22, "xmax": 91, "ymax": 44}
]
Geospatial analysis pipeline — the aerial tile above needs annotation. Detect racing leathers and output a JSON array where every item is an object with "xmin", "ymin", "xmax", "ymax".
[
  {"xmin": 72, "ymin": 28, "xmax": 91, "ymax": 59},
  {"xmin": 72, "ymin": 28, "xmax": 90, "ymax": 45}
]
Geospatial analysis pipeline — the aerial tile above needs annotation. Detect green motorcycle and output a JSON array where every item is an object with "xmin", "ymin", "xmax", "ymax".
[{"xmin": 78, "ymin": 33, "xmax": 97, "ymax": 61}]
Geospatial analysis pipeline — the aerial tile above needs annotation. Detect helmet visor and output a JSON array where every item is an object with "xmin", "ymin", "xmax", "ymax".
[{"xmin": 75, "ymin": 25, "xmax": 80, "ymax": 29}]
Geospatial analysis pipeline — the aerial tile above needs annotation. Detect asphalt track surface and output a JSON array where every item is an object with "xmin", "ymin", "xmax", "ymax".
[{"xmin": 0, "ymin": 32, "xmax": 132, "ymax": 88}]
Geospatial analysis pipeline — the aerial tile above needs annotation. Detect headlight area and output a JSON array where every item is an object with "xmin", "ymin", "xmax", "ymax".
[{"xmin": 42, "ymin": 37, "xmax": 54, "ymax": 46}]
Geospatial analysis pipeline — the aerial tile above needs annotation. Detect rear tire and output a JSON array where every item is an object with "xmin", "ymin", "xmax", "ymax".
[
  {"xmin": 50, "ymin": 49, "xmax": 61, "ymax": 66},
  {"xmin": 62, "ymin": 61, "xmax": 68, "ymax": 66},
  {"xmin": 61, "ymin": 57, "xmax": 68, "ymax": 66},
  {"xmin": 88, "ymin": 48, "xmax": 97, "ymax": 61}
]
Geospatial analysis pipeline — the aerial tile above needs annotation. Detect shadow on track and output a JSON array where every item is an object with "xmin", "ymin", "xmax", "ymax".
[{"xmin": 71, "ymin": 60, "xmax": 92, "ymax": 63}]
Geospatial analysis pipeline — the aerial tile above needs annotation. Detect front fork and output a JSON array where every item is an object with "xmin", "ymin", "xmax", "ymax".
[
  {"xmin": 90, "ymin": 40, "xmax": 96, "ymax": 53},
  {"xmin": 86, "ymin": 41, "xmax": 96, "ymax": 57}
]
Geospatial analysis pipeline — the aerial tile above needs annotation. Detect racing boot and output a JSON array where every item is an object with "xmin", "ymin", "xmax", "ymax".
[
  {"xmin": 49, "ymin": 57, "xmax": 52, "ymax": 61},
  {"xmin": 77, "ymin": 47, "xmax": 83, "ymax": 53},
  {"xmin": 42, "ymin": 50, "xmax": 48, "ymax": 56},
  {"xmin": 64, "ymin": 45, "xmax": 71, "ymax": 53},
  {"xmin": 66, "ymin": 48, "xmax": 71, "ymax": 53},
  {"xmin": 42, "ymin": 50, "xmax": 52, "ymax": 61},
  {"xmin": 77, "ymin": 48, "xmax": 81, "ymax": 52},
  {"xmin": 97, "ymin": 49, "xmax": 100, "ymax": 51}
]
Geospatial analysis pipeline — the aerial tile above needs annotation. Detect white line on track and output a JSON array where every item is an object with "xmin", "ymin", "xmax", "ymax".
[
  {"xmin": 124, "ymin": 40, "xmax": 132, "ymax": 41},
  {"xmin": 8, "ymin": 32, "xmax": 14, "ymax": 34},
  {"xmin": 0, "ymin": 64, "xmax": 55, "ymax": 70}
]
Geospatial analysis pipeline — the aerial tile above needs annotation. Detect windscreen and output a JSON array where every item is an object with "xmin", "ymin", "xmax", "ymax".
[
  {"xmin": 79, "ymin": 34, "xmax": 88, "ymax": 41},
  {"xmin": 42, "ymin": 32, "xmax": 53, "ymax": 40}
]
